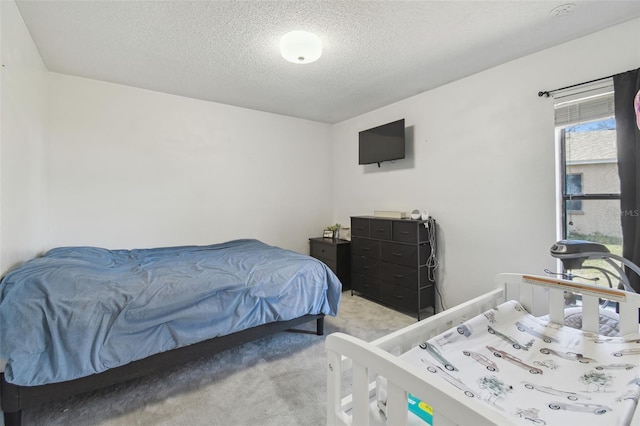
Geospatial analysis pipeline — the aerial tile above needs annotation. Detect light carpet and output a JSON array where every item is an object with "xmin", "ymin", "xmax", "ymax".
[{"xmin": 22, "ymin": 293, "xmax": 416, "ymax": 426}]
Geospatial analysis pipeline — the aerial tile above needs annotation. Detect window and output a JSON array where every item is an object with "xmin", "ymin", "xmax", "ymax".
[
  {"xmin": 554, "ymin": 81, "xmax": 623, "ymax": 287},
  {"xmin": 566, "ymin": 173, "xmax": 583, "ymax": 212}
]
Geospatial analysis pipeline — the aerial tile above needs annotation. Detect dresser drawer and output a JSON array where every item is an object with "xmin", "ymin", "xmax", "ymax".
[
  {"xmin": 392, "ymin": 221, "xmax": 418, "ymax": 243},
  {"xmin": 380, "ymin": 262, "xmax": 418, "ymax": 290},
  {"xmin": 380, "ymin": 283, "xmax": 415, "ymax": 312},
  {"xmin": 352, "ymin": 255, "xmax": 379, "ymax": 277},
  {"xmin": 351, "ymin": 218, "xmax": 370, "ymax": 237},
  {"xmin": 381, "ymin": 283, "xmax": 435, "ymax": 312},
  {"xmin": 370, "ymin": 219, "xmax": 392, "ymax": 240},
  {"xmin": 310, "ymin": 242, "xmax": 337, "ymax": 262},
  {"xmin": 352, "ymin": 274, "xmax": 380, "ymax": 299},
  {"xmin": 351, "ymin": 237, "xmax": 380, "ymax": 258},
  {"xmin": 381, "ymin": 241, "xmax": 418, "ymax": 267},
  {"xmin": 381, "ymin": 241, "xmax": 430, "ymax": 267}
]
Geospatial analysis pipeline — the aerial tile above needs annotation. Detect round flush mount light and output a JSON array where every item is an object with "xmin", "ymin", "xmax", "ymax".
[
  {"xmin": 549, "ymin": 3, "xmax": 576, "ymax": 17},
  {"xmin": 280, "ymin": 31, "xmax": 322, "ymax": 64}
]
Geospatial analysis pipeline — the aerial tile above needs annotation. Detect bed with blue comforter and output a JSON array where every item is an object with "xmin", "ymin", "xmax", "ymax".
[{"xmin": 0, "ymin": 239, "xmax": 341, "ymax": 424}]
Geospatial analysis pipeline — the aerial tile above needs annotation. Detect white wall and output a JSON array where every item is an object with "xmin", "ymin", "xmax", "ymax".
[
  {"xmin": 332, "ymin": 18, "xmax": 640, "ymax": 310},
  {"xmin": 2, "ymin": 0, "xmax": 639, "ymax": 307},
  {"xmin": 0, "ymin": 1, "xmax": 49, "ymax": 273},
  {"xmin": 46, "ymin": 74, "xmax": 333, "ymax": 254}
]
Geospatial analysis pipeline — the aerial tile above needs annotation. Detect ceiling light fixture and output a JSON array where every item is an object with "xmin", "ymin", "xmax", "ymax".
[{"xmin": 280, "ymin": 31, "xmax": 322, "ymax": 64}]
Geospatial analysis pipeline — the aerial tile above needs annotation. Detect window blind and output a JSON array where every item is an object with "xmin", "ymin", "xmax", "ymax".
[{"xmin": 554, "ymin": 78, "xmax": 614, "ymax": 127}]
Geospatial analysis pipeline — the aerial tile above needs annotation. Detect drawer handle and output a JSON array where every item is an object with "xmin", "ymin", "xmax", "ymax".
[
  {"xmin": 394, "ymin": 294, "xmax": 404, "ymax": 300},
  {"xmin": 362, "ymin": 266, "xmax": 370, "ymax": 270},
  {"xmin": 393, "ymin": 274, "xmax": 404, "ymax": 279},
  {"xmin": 400, "ymin": 231, "xmax": 409, "ymax": 235},
  {"xmin": 362, "ymin": 247, "xmax": 370, "ymax": 251},
  {"xmin": 375, "ymin": 228, "xmax": 385, "ymax": 232},
  {"xmin": 392, "ymin": 252, "xmax": 403, "ymax": 257}
]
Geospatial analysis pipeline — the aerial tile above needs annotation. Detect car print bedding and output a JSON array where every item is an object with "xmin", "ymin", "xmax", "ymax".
[
  {"xmin": 0, "ymin": 239, "xmax": 342, "ymax": 387},
  {"xmin": 388, "ymin": 299, "xmax": 640, "ymax": 426}
]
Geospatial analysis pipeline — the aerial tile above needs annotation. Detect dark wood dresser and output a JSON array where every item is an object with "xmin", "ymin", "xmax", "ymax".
[
  {"xmin": 350, "ymin": 216, "xmax": 436, "ymax": 319},
  {"xmin": 309, "ymin": 237, "xmax": 351, "ymax": 291}
]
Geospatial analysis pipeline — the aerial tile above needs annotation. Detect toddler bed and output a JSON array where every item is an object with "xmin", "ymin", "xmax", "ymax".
[
  {"xmin": 0, "ymin": 239, "xmax": 342, "ymax": 426},
  {"xmin": 326, "ymin": 273, "xmax": 640, "ymax": 426}
]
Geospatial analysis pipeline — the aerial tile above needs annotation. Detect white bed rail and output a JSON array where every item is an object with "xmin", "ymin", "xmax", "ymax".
[
  {"xmin": 326, "ymin": 333, "xmax": 507, "ymax": 426},
  {"xmin": 326, "ymin": 273, "xmax": 640, "ymax": 426},
  {"xmin": 497, "ymin": 273, "xmax": 640, "ymax": 336}
]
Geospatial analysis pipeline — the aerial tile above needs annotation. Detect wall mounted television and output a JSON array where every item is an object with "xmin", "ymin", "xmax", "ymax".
[{"xmin": 358, "ymin": 119, "xmax": 405, "ymax": 167}]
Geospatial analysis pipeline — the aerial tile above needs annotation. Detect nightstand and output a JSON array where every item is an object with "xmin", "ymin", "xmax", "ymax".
[{"xmin": 309, "ymin": 237, "xmax": 351, "ymax": 291}]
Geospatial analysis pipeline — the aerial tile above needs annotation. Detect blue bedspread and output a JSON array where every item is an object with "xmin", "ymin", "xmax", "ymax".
[{"xmin": 0, "ymin": 239, "xmax": 342, "ymax": 386}]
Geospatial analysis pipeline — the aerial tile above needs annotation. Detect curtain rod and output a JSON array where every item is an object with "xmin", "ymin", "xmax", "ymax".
[{"xmin": 538, "ymin": 71, "xmax": 623, "ymax": 98}]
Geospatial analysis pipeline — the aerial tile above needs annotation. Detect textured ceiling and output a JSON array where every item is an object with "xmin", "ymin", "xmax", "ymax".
[{"xmin": 15, "ymin": 0, "xmax": 640, "ymax": 123}]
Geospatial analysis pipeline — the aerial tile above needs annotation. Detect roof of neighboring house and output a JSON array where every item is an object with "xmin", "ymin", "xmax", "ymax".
[{"xmin": 565, "ymin": 129, "xmax": 616, "ymax": 164}]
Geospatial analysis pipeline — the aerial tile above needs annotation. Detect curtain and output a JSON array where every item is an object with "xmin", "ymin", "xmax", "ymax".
[{"xmin": 614, "ymin": 68, "xmax": 640, "ymax": 292}]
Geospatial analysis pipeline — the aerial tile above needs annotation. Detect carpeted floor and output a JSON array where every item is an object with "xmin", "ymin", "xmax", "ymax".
[{"xmin": 20, "ymin": 293, "xmax": 416, "ymax": 426}]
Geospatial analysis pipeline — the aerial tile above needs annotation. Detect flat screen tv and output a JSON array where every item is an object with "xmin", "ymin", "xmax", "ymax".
[{"xmin": 358, "ymin": 119, "xmax": 405, "ymax": 166}]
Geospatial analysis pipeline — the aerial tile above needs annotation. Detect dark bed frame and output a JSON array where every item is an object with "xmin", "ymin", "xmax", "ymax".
[{"xmin": 1, "ymin": 314, "xmax": 324, "ymax": 426}]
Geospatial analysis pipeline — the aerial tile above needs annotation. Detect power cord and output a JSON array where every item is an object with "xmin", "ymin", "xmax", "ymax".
[
  {"xmin": 426, "ymin": 217, "xmax": 439, "ymax": 280},
  {"xmin": 425, "ymin": 217, "xmax": 444, "ymax": 311}
]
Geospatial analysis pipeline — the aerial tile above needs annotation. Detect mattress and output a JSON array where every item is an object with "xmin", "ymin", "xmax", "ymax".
[
  {"xmin": 382, "ymin": 300, "xmax": 640, "ymax": 425},
  {"xmin": 0, "ymin": 239, "xmax": 342, "ymax": 386}
]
